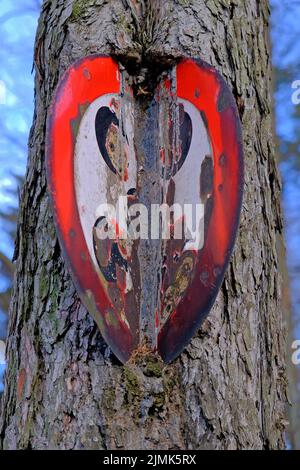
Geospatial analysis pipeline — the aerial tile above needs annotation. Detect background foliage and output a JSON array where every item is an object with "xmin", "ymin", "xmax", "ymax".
[
  {"xmin": 271, "ymin": 0, "xmax": 300, "ymax": 448},
  {"xmin": 0, "ymin": 0, "xmax": 41, "ymax": 391}
]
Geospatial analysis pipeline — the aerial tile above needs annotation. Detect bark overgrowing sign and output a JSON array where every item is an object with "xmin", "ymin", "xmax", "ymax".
[{"xmin": 46, "ymin": 56, "xmax": 243, "ymax": 363}]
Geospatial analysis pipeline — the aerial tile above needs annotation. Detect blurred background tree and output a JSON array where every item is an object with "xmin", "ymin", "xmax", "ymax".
[
  {"xmin": 0, "ymin": 0, "xmax": 41, "ymax": 391},
  {"xmin": 271, "ymin": 0, "xmax": 300, "ymax": 449}
]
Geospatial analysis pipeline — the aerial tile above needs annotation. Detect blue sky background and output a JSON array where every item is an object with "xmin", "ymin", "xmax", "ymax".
[
  {"xmin": 0, "ymin": 0, "xmax": 299, "ymax": 439},
  {"xmin": 0, "ymin": 0, "xmax": 41, "ymax": 390},
  {"xmin": 271, "ymin": 0, "xmax": 300, "ymax": 343}
]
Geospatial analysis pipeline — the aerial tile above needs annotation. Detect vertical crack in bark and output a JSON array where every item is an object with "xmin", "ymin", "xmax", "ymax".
[{"xmin": 117, "ymin": 0, "xmax": 174, "ymax": 97}]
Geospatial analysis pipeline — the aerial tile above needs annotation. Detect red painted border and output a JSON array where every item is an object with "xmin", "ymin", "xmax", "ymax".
[
  {"xmin": 46, "ymin": 56, "xmax": 135, "ymax": 363},
  {"xmin": 158, "ymin": 59, "xmax": 244, "ymax": 362}
]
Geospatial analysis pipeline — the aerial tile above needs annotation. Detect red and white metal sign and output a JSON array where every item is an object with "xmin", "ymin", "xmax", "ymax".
[{"xmin": 46, "ymin": 56, "xmax": 243, "ymax": 363}]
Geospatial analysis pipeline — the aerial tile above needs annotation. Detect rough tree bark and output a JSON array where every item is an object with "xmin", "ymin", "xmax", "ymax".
[{"xmin": 0, "ymin": 0, "xmax": 287, "ymax": 450}]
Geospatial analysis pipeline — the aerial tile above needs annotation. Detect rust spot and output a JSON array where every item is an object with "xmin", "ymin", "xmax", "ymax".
[
  {"xmin": 200, "ymin": 270, "xmax": 209, "ymax": 286},
  {"xmin": 83, "ymin": 68, "xmax": 91, "ymax": 80},
  {"xmin": 219, "ymin": 153, "xmax": 226, "ymax": 167},
  {"xmin": 160, "ymin": 252, "xmax": 196, "ymax": 324},
  {"xmin": 200, "ymin": 155, "xmax": 214, "ymax": 200},
  {"xmin": 106, "ymin": 123, "xmax": 120, "ymax": 172},
  {"xmin": 175, "ymin": 256, "xmax": 194, "ymax": 295},
  {"xmin": 213, "ymin": 266, "xmax": 222, "ymax": 278},
  {"xmin": 17, "ymin": 368, "xmax": 26, "ymax": 401},
  {"xmin": 236, "ymin": 95, "xmax": 245, "ymax": 117},
  {"xmin": 105, "ymin": 309, "xmax": 119, "ymax": 328},
  {"xmin": 161, "ymin": 103, "xmax": 192, "ymax": 179},
  {"xmin": 195, "ymin": 88, "xmax": 200, "ymax": 98},
  {"xmin": 166, "ymin": 177, "xmax": 175, "ymax": 207}
]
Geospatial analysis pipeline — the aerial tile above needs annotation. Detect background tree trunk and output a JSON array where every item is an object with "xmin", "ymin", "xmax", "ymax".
[{"xmin": 0, "ymin": 0, "xmax": 287, "ymax": 450}]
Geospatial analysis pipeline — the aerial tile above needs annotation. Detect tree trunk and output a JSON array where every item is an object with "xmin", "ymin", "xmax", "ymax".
[{"xmin": 0, "ymin": 0, "xmax": 287, "ymax": 450}]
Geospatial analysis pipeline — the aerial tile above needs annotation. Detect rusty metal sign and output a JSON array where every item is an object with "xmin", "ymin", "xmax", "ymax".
[{"xmin": 46, "ymin": 56, "xmax": 243, "ymax": 363}]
